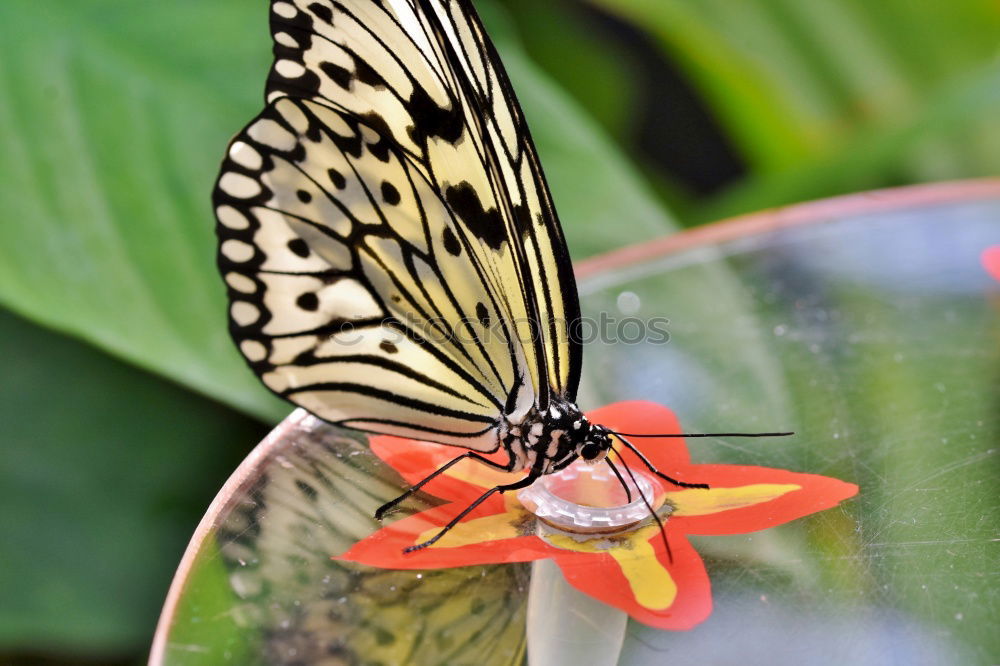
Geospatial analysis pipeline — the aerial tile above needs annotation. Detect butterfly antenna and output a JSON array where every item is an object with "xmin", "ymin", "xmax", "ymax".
[
  {"xmin": 614, "ymin": 431, "xmax": 794, "ymax": 438},
  {"xmin": 614, "ymin": 448, "xmax": 673, "ymax": 563},
  {"xmin": 613, "ymin": 434, "xmax": 710, "ymax": 490}
]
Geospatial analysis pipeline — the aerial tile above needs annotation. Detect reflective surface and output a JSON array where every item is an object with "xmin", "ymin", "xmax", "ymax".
[
  {"xmin": 579, "ymin": 193, "xmax": 998, "ymax": 664},
  {"xmin": 151, "ymin": 411, "xmax": 528, "ymax": 665},
  {"xmin": 517, "ymin": 462, "xmax": 661, "ymax": 534},
  {"xmin": 152, "ymin": 186, "xmax": 1000, "ymax": 665}
]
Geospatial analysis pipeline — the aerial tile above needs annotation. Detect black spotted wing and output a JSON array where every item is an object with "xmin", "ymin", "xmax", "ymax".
[{"xmin": 213, "ymin": 0, "xmax": 581, "ymax": 449}]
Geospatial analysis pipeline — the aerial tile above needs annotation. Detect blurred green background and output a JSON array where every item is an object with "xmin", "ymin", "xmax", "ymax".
[{"xmin": 0, "ymin": 0, "xmax": 997, "ymax": 663}]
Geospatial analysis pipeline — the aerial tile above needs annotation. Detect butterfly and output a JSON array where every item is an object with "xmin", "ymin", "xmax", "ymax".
[{"xmin": 213, "ymin": 0, "xmax": 786, "ymax": 552}]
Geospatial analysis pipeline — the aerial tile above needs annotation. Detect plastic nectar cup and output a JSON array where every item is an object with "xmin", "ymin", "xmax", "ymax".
[{"xmin": 518, "ymin": 461, "xmax": 667, "ymax": 535}]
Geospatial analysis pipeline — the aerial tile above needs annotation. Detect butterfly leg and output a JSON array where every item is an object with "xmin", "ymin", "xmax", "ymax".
[
  {"xmin": 612, "ymin": 447, "xmax": 675, "ymax": 562},
  {"xmin": 604, "ymin": 456, "xmax": 632, "ymax": 503},
  {"xmin": 403, "ymin": 473, "xmax": 540, "ymax": 553},
  {"xmin": 375, "ymin": 451, "xmax": 518, "ymax": 521}
]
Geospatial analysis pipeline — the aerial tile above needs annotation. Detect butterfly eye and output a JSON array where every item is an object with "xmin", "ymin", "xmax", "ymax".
[{"xmin": 580, "ymin": 443, "xmax": 602, "ymax": 460}]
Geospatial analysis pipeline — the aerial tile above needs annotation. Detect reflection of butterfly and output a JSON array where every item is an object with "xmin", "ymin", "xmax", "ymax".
[
  {"xmin": 214, "ymin": 0, "xmax": 728, "ymax": 550},
  {"xmin": 213, "ymin": 414, "xmax": 528, "ymax": 664}
]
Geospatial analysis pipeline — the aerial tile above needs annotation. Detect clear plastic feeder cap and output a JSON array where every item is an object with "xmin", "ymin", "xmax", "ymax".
[{"xmin": 518, "ymin": 461, "xmax": 666, "ymax": 534}]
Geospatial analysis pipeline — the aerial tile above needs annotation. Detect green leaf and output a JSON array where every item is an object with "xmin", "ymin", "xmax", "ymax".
[
  {"xmin": 701, "ymin": 60, "xmax": 1000, "ymax": 222},
  {"xmin": 590, "ymin": 0, "xmax": 1000, "ymax": 218},
  {"xmin": 0, "ymin": 0, "xmax": 676, "ymax": 424},
  {"xmin": 0, "ymin": 307, "xmax": 266, "ymax": 654},
  {"xmin": 500, "ymin": 47, "xmax": 678, "ymax": 258},
  {"xmin": 591, "ymin": 0, "xmax": 1000, "ymax": 169},
  {"xmin": 0, "ymin": 0, "xmax": 288, "ymax": 423},
  {"xmin": 490, "ymin": 0, "xmax": 638, "ymax": 139},
  {"xmin": 479, "ymin": 0, "xmax": 677, "ymax": 255}
]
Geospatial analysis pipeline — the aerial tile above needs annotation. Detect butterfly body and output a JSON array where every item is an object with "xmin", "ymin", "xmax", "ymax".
[{"xmin": 500, "ymin": 399, "xmax": 612, "ymax": 475}]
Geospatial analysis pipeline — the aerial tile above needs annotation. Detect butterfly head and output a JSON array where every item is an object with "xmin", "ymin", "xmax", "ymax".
[{"xmin": 575, "ymin": 421, "xmax": 613, "ymax": 463}]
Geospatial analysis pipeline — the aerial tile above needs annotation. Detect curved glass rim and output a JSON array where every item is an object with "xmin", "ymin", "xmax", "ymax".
[
  {"xmin": 575, "ymin": 178, "xmax": 1000, "ymax": 280},
  {"xmin": 149, "ymin": 409, "xmax": 321, "ymax": 665}
]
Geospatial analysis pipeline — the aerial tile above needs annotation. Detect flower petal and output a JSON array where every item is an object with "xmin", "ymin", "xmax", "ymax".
[
  {"xmin": 369, "ymin": 435, "xmax": 521, "ymax": 503},
  {"xmin": 545, "ymin": 524, "xmax": 677, "ymax": 610},
  {"xmin": 587, "ymin": 401, "xmax": 691, "ymax": 472},
  {"xmin": 669, "ymin": 465, "xmax": 859, "ymax": 535},
  {"xmin": 587, "ymin": 401, "xmax": 708, "ymax": 488},
  {"xmin": 982, "ymin": 244, "xmax": 1000, "ymax": 282},
  {"xmin": 339, "ymin": 500, "xmax": 557, "ymax": 570},
  {"xmin": 552, "ymin": 532, "xmax": 712, "ymax": 630},
  {"xmin": 610, "ymin": 537, "xmax": 677, "ymax": 611},
  {"xmin": 668, "ymin": 483, "xmax": 801, "ymax": 516},
  {"xmin": 413, "ymin": 504, "xmax": 530, "ymax": 549},
  {"xmin": 345, "ymin": 401, "xmax": 858, "ymax": 632}
]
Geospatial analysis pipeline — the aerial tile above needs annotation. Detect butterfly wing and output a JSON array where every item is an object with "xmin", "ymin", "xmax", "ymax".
[
  {"xmin": 415, "ymin": 0, "xmax": 582, "ymax": 399},
  {"xmin": 265, "ymin": 0, "xmax": 581, "ymax": 399},
  {"xmin": 214, "ymin": 0, "xmax": 580, "ymax": 448}
]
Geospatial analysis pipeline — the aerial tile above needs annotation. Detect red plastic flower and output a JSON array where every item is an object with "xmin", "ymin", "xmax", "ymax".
[
  {"xmin": 983, "ymin": 245, "xmax": 1000, "ymax": 283},
  {"xmin": 340, "ymin": 402, "xmax": 858, "ymax": 630}
]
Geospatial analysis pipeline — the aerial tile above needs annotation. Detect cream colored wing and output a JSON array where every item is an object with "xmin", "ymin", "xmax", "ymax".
[
  {"xmin": 216, "ymin": 97, "xmax": 511, "ymax": 448},
  {"xmin": 214, "ymin": 0, "xmax": 582, "ymax": 446}
]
